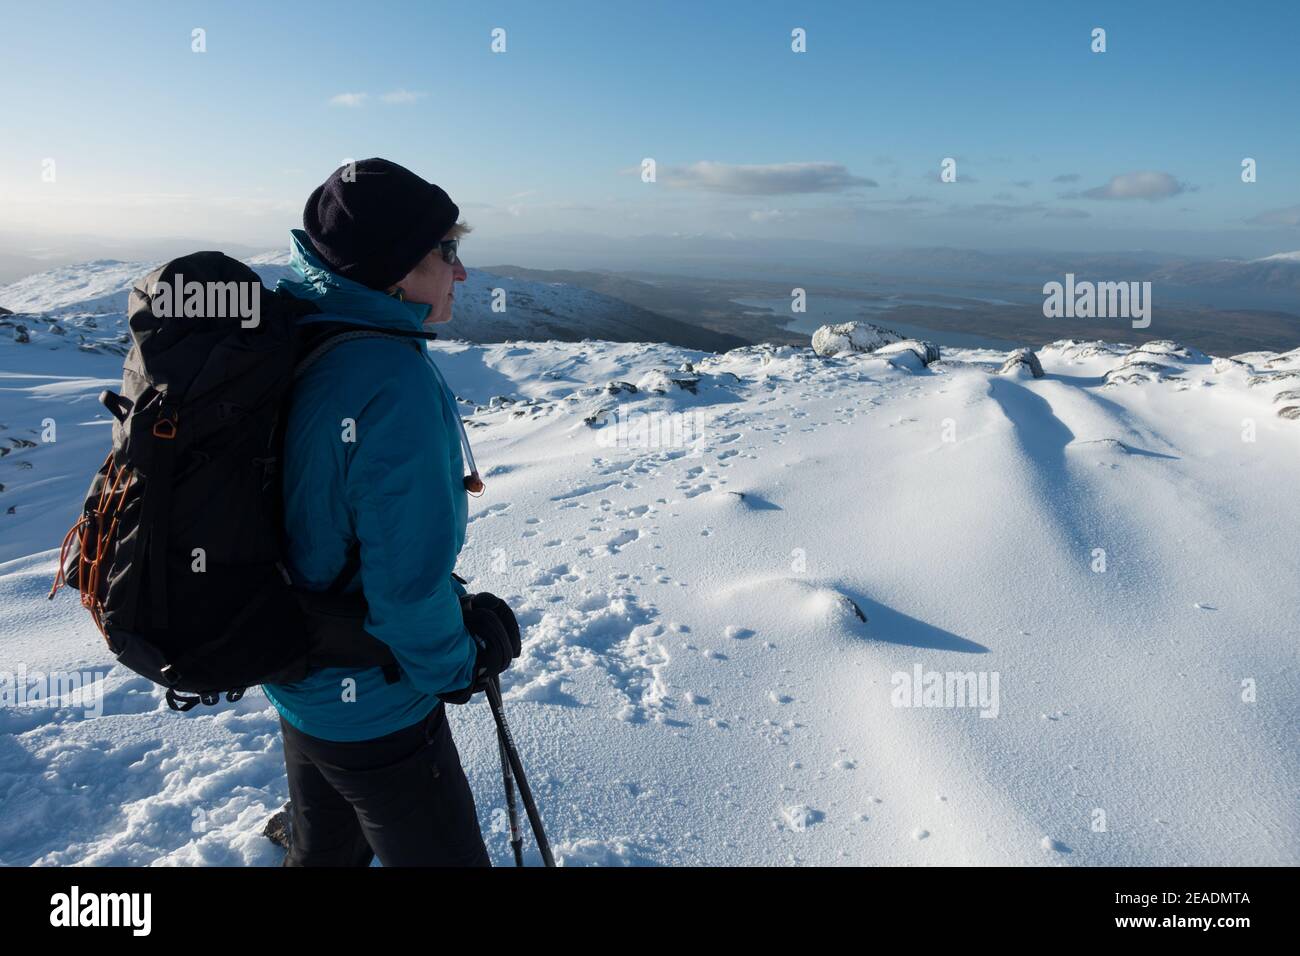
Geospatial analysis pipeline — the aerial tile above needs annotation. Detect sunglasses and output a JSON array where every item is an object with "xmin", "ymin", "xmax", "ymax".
[{"xmin": 433, "ymin": 238, "xmax": 460, "ymax": 265}]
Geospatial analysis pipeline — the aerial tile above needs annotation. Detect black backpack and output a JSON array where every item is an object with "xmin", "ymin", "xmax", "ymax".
[{"xmin": 49, "ymin": 252, "xmax": 435, "ymax": 711}]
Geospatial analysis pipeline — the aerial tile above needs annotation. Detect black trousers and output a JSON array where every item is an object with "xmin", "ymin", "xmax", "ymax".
[{"xmin": 279, "ymin": 702, "xmax": 491, "ymax": 867}]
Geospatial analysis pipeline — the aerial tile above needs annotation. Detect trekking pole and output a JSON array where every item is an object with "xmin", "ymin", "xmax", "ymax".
[
  {"xmin": 484, "ymin": 675, "xmax": 555, "ymax": 867},
  {"xmin": 495, "ymin": 712, "xmax": 525, "ymax": 867}
]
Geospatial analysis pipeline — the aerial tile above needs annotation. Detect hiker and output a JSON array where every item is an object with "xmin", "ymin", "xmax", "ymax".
[{"xmin": 262, "ymin": 158, "xmax": 522, "ymax": 866}]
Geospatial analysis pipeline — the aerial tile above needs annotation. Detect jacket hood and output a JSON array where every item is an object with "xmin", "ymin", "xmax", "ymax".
[{"xmin": 275, "ymin": 229, "xmax": 432, "ymax": 331}]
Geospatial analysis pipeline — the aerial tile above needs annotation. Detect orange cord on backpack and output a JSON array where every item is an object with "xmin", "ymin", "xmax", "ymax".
[{"xmin": 48, "ymin": 452, "xmax": 132, "ymax": 644}]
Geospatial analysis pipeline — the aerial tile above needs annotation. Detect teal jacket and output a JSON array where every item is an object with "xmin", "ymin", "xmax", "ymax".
[{"xmin": 261, "ymin": 230, "xmax": 478, "ymax": 742}]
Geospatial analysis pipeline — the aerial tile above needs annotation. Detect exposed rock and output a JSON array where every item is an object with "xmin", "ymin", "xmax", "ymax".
[
  {"xmin": 636, "ymin": 368, "xmax": 700, "ymax": 394},
  {"xmin": 811, "ymin": 321, "xmax": 904, "ymax": 357},
  {"xmin": 1044, "ymin": 339, "xmax": 1125, "ymax": 361},
  {"xmin": 0, "ymin": 306, "xmax": 12, "ymax": 315},
  {"xmin": 605, "ymin": 380, "xmax": 637, "ymax": 396},
  {"xmin": 998, "ymin": 348, "xmax": 1045, "ymax": 378},
  {"xmin": 1278, "ymin": 406, "xmax": 1300, "ymax": 420},
  {"xmin": 13, "ymin": 324, "xmax": 29, "ymax": 344},
  {"xmin": 583, "ymin": 406, "xmax": 614, "ymax": 427},
  {"xmin": 1106, "ymin": 353, "xmax": 1182, "ymax": 386},
  {"xmin": 1129, "ymin": 340, "xmax": 1205, "ymax": 363},
  {"xmin": 1264, "ymin": 347, "xmax": 1300, "ymax": 369},
  {"xmin": 1212, "ymin": 356, "xmax": 1248, "ymax": 374},
  {"xmin": 263, "ymin": 803, "xmax": 293, "ymax": 850},
  {"xmin": 1247, "ymin": 370, "xmax": 1300, "ymax": 387},
  {"xmin": 873, "ymin": 339, "xmax": 940, "ymax": 367}
]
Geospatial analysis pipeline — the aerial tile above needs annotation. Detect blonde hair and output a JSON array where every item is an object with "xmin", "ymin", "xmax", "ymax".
[{"xmin": 446, "ymin": 220, "xmax": 473, "ymax": 240}]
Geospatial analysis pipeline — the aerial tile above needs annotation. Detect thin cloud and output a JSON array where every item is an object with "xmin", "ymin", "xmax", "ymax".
[
  {"xmin": 380, "ymin": 89, "xmax": 426, "ymax": 104},
  {"xmin": 1246, "ymin": 205, "xmax": 1300, "ymax": 227},
  {"xmin": 869, "ymin": 195, "xmax": 934, "ymax": 205},
  {"xmin": 330, "ymin": 90, "xmax": 426, "ymax": 107},
  {"xmin": 1071, "ymin": 171, "xmax": 1189, "ymax": 201},
  {"xmin": 946, "ymin": 202, "xmax": 1042, "ymax": 221},
  {"xmin": 662, "ymin": 161, "xmax": 877, "ymax": 195},
  {"xmin": 328, "ymin": 92, "xmax": 368, "ymax": 107},
  {"xmin": 1052, "ymin": 173, "xmax": 1082, "ymax": 183},
  {"xmin": 922, "ymin": 170, "xmax": 979, "ymax": 184},
  {"xmin": 1044, "ymin": 207, "xmax": 1090, "ymax": 219}
]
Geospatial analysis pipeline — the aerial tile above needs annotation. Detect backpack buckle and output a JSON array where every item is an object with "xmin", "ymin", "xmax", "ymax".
[{"xmin": 152, "ymin": 416, "xmax": 177, "ymax": 439}]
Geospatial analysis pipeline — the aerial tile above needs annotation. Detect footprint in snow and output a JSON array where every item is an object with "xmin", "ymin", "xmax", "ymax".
[{"xmin": 781, "ymin": 805, "xmax": 823, "ymax": 832}]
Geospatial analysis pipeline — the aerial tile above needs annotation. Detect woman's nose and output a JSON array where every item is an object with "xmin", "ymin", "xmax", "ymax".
[{"xmin": 453, "ymin": 257, "xmax": 467, "ymax": 281}]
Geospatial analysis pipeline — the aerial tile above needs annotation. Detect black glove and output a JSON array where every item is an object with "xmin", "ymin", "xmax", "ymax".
[
  {"xmin": 438, "ymin": 592, "xmax": 522, "ymax": 704},
  {"xmin": 464, "ymin": 591, "xmax": 521, "ymax": 658}
]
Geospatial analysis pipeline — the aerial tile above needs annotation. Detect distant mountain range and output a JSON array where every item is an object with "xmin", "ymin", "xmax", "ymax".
[
  {"xmin": 844, "ymin": 247, "xmax": 1300, "ymax": 296},
  {"xmin": 0, "ymin": 252, "xmax": 747, "ymax": 352}
]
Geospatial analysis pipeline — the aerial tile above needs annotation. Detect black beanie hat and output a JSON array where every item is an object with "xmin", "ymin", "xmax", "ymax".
[{"xmin": 303, "ymin": 158, "xmax": 460, "ymax": 290}]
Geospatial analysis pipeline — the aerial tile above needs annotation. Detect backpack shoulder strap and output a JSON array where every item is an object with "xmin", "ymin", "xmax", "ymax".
[{"xmin": 294, "ymin": 323, "xmax": 439, "ymax": 381}]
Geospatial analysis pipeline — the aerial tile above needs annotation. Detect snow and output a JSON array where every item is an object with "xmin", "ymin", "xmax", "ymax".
[{"xmin": 1, "ymin": 262, "xmax": 1298, "ymax": 867}]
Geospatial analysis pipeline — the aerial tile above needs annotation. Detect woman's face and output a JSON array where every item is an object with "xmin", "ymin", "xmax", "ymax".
[{"xmin": 390, "ymin": 232, "xmax": 467, "ymax": 325}]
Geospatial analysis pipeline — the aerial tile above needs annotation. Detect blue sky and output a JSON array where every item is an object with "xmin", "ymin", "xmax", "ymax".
[{"xmin": 2, "ymin": 0, "xmax": 1298, "ymax": 260}]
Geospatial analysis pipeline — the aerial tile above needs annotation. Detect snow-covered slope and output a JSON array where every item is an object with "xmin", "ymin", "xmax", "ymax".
[
  {"xmin": 0, "ymin": 252, "xmax": 744, "ymax": 351},
  {"xmin": 1, "ymin": 304, "xmax": 1297, "ymax": 865}
]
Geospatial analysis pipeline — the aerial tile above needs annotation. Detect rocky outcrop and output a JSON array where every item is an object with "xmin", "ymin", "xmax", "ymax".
[
  {"xmin": 873, "ymin": 339, "xmax": 940, "ymax": 368},
  {"xmin": 811, "ymin": 321, "xmax": 904, "ymax": 357},
  {"xmin": 636, "ymin": 362, "xmax": 702, "ymax": 394},
  {"xmin": 998, "ymin": 348, "xmax": 1044, "ymax": 378}
]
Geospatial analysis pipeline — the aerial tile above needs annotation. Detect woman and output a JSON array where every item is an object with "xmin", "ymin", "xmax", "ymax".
[{"xmin": 263, "ymin": 158, "xmax": 519, "ymax": 866}]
